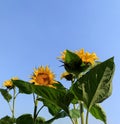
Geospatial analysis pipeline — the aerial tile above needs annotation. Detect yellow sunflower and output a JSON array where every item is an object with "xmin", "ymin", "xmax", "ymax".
[
  {"xmin": 30, "ymin": 66, "xmax": 57, "ymax": 87},
  {"xmin": 3, "ymin": 77, "xmax": 19, "ymax": 88},
  {"xmin": 75, "ymin": 49, "xmax": 99, "ymax": 65}
]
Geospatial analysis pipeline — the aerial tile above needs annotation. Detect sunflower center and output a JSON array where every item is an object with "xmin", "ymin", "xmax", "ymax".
[{"xmin": 36, "ymin": 73, "xmax": 50, "ymax": 85}]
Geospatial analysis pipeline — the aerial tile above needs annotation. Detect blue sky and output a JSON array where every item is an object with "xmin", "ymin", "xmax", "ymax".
[{"xmin": 0, "ymin": 0, "xmax": 120, "ymax": 124}]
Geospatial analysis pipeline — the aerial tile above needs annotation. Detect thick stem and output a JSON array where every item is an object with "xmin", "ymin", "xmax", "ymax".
[
  {"xmin": 80, "ymin": 101, "xmax": 84, "ymax": 124},
  {"xmin": 71, "ymin": 79, "xmax": 79, "ymax": 124},
  {"xmin": 12, "ymin": 87, "xmax": 16, "ymax": 119},
  {"xmin": 86, "ymin": 110, "xmax": 89, "ymax": 124}
]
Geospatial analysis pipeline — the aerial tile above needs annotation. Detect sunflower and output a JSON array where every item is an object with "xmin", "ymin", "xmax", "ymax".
[
  {"xmin": 30, "ymin": 66, "xmax": 57, "ymax": 87},
  {"xmin": 3, "ymin": 77, "xmax": 19, "ymax": 88},
  {"xmin": 75, "ymin": 49, "xmax": 99, "ymax": 65}
]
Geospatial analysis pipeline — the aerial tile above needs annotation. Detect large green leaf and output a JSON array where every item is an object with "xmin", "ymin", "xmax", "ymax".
[
  {"xmin": 72, "ymin": 57, "xmax": 115, "ymax": 109},
  {"xmin": 16, "ymin": 114, "xmax": 34, "ymax": 124},
  {"xmin": 0, "ymin": 89, "xmax": 12, "ymax": 102},
  {"xmin": 13, "ymin": 80, "xmax": 34, "ymax": 94},
  {"xmin": 13, "ymin": 80, "xmax": 74, "ymax": 115},
  {"xmin": 34, "ymin": 85, "xmax": 74, "ymax": 114},
  {"xmin": 37, "ymin": 82, "xmax": 67, "ymax": 116},
  {"xmin": 90, "ymin": 104, "xmax": 107, "ymax": 124}
]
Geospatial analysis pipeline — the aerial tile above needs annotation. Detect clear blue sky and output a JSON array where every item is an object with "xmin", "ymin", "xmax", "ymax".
[{"xmin": 0, "ymin": 0, "xmax": 120, "ymax": 124}]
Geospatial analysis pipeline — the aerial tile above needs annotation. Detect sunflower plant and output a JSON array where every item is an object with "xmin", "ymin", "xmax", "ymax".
[
  {"xmin": 0, "ymin": 77, "xmax": 19, "ymax": 123},
  {"xmin": 0, "ymin": 49, "xmax": 115, "ymax": 124},
  {"xmin": 59, "ymin": 49, "xmax": 114, "ymax": 124}
]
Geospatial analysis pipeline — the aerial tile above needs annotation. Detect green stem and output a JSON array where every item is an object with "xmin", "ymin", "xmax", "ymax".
[
  {"xmin": 71, "ymin": 78, "xmax": 79, "ymax": 124},
  {"xmin": 80, "ymin": 101, "xmax": 84, "ymax": 124},
  {"xmin": 8, "ymin": 102, "xmax": 13, "ymax": 114},
  {"xmin": 73, "ymin": 104, "xmax": 78, "ymax": 124},
  {"xmin": 86, "ymin": 110, "xmax": 89, "ymax": 124},
  {"xmin": 33, "ymin": 94, "xmax": 39, "ymax": 123},
  {"xmin": 36, "ymin": 105, "xmax": 44, "ymax": 117},
  {"xmin": 12, "ymin": 87, "xmax": 16, "ymax": 119}
]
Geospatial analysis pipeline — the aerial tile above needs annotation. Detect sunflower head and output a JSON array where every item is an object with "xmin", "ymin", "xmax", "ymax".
[
  {"xmin": 3, "ymin": 77, "xmax": 19, "ymax": 89},
  {"xmin": 30, "ymin": 66, "xmax": 57, "ymax": 88},
  {"xmin": 75, "ymin": 49, "xmax": 99, "ymax": 65}
]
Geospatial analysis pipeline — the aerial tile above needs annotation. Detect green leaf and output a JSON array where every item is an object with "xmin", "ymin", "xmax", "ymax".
[
  {"xmin": 38, "ymin": 98, "xmax": 61, "ymax": 116},
  {"xmin": 13, "ymin": 80, "xmax": 34, "ymax": 94},
  {"xmin": 90, "ymin": 104, "xmax": 107, "ymax": 124},
  {"xmin": 13, "ymin": 80, "xmax": 74, "ymax": 116},
  {"xmin": 34, "ymin": 85, "xmax": 74, "ymax": 115},
  {"xmin": 0, "ymin": 89, "xmax": 12, "ymax": 102},
  {"xmin": 70, "ymin": 109, "xmax": 80, "ymax": 119},
  {"xmin": 0, "ymin": 116, "xmax": 15, "ymax": 124},
  {"xmin": 72, "ymin": 57, "xmax": 115, "ymax": 109},
  {"xmin": 16, "ymin": 114, "xmax": 34, "ymax": 124}
]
